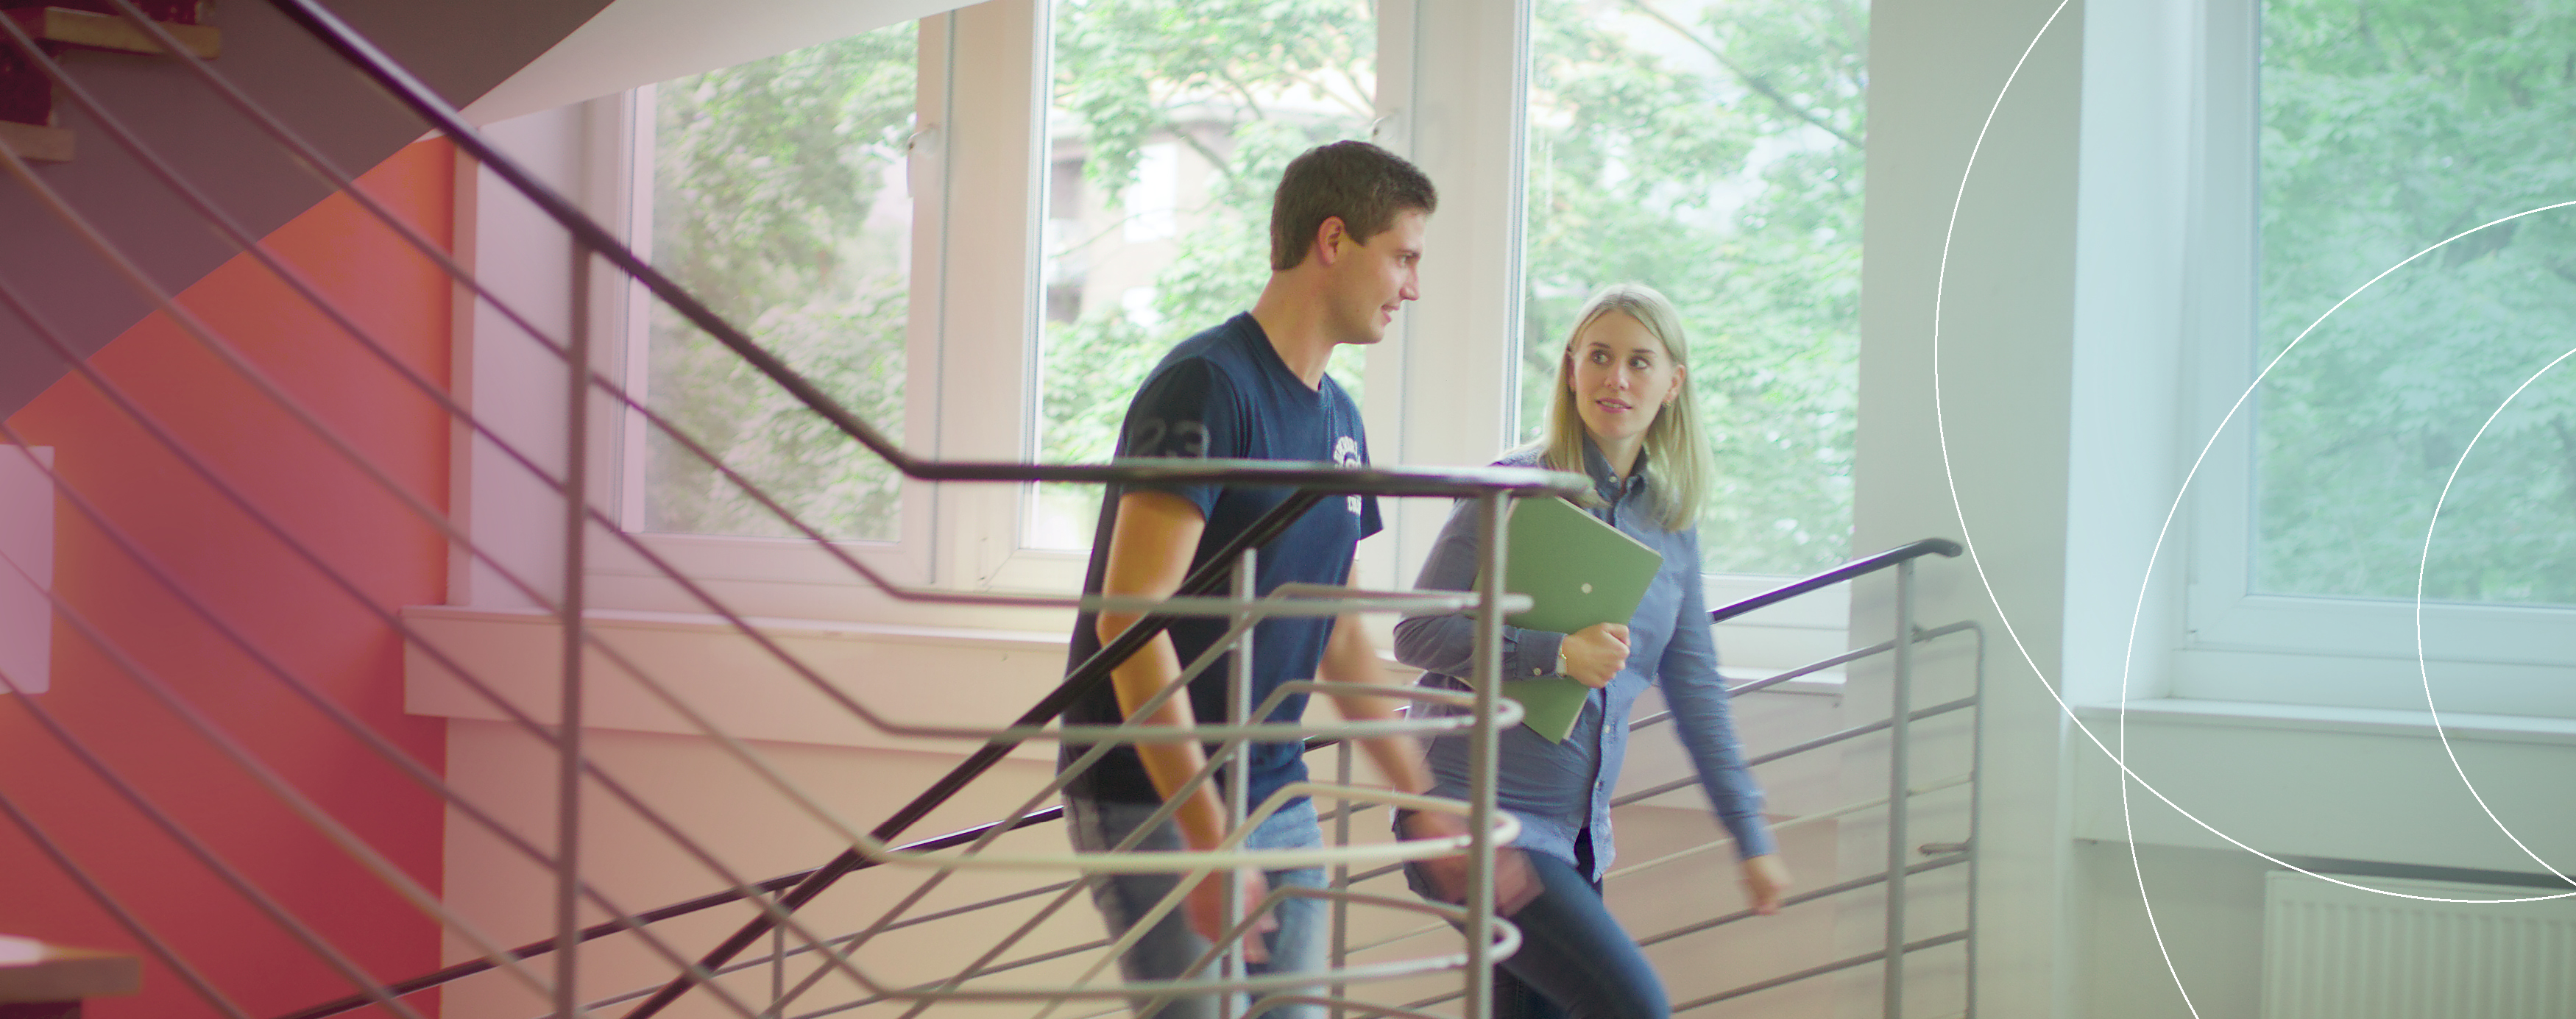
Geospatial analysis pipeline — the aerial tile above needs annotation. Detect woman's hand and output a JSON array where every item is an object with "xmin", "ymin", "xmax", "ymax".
[
  {"xmin": 1559, "ymin": 622, "xmax": 1630, "ymax": 688},
  {"xmin": 1400, "ymin": 811, "xmax": 1540, "ymax": 916},
  {"xmin": 1739, "ymin": 853, "xmax": 1791, "ymax": 915}
]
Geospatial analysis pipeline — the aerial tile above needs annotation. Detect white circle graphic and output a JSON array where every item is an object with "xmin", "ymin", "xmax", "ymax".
[{"xmin": 1925, "ymin": 2, "xmax": 2576, "ymax": 1015}]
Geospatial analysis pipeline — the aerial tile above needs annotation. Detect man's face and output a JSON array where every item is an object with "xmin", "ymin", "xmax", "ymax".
[{"xmin": 1325, "ymin": 209, "xmax": 1426, "ymax": 345}]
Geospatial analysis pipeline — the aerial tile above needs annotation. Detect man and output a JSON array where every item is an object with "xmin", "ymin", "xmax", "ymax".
[{"xmin": 1057, "ymin": 141, "xmax": 1455, "ymax": 1019}]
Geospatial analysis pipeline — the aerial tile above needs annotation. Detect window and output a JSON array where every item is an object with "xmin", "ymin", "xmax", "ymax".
[
  {"xmin": 482, "ymin": 1, "xmax": 1861, "ymax": 660},
  {"xmin": 638, "ymin": 23, "xmax": 920, "ymax": 543},
  {"xmin": 2176, "ymin": 0, "xmax": 2576, "ymax": 713},
  {"xmin": 2250, "ymin": 0, "xmax": 2576, "ymax": 609},
  {"xmin": 1518, "ymin": 0, "xmax": 1863, "ymax": 578},
  {"xmin": 1027, "ymin": 0, "xmax": 1378, "ymax": 551}
]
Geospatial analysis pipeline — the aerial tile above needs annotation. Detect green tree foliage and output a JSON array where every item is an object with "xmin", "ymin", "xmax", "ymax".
[
  {"xmin": 644, "ymin": 24, "xmax": 916, "ymax": 540},
  {"xmin": 1032, "ymin": 0, "xmax": 1376, "ymax": 542},
  {"xmin": 1524, "ymin": 0, "xmax": 1864, "ymax": 575},
  {"xmin": 641, "ymin": 2, "xmax": 1869, "ymax": 569},
  {"xmin": 2257, "ymin": 0, "xmax": 2576, "ymax": 603}
]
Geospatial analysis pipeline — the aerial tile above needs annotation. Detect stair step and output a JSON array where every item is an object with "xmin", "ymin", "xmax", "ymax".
[
  {"xmin": 0, "ymin": 120, "xmax": 68, "ymax": 162},
  {"xmin": 5, "ymin": 7, "xmax": 220, "ymax": 58}
]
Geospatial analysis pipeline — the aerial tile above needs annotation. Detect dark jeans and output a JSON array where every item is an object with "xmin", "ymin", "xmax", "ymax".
[{"xmin": 1408, "ymin": 831, "xmax": 1670, "ymax": 1019}]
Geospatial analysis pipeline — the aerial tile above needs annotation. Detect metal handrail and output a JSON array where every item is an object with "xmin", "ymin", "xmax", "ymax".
[
  {"xmin": 269, "ymin": 536, "xmax": 1972, "ymax": 1018},
  {"xmin": 256, "ymin": 0, "xmax": 1574, "ymax": 505},
  {"xmin": 1708, "ymin": 538, "xmax": 1962, "ymax": 624},
  {"xmin": 0, "ymin": 6, "xmax": 1574, "ymax": 1019}
]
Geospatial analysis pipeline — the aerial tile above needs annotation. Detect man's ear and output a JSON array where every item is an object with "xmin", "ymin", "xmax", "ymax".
[{"xmin": 1311, "ymin": 216, "xmax": 1350, "ymax": 267}]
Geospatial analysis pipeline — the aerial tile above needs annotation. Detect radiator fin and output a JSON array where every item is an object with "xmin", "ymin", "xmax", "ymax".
[{"xmin": 2262, "ymin": 873, "xmax": 2576, "ymax": 1019}]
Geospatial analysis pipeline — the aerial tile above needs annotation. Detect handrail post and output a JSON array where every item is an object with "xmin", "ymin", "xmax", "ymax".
[
  {"xmin": 1222, "ymin": 549, "xmax": 1256, "ymax": 1019},
  {"xmin": 1882, "ymin": 558, "xmax": 1916, "ymax": 1018},
  {"xmin": 1465, "ymin": 492, "xmax": 1509, "ymax": 1019},
  {"xmin": 554, "ymin": 246, "xmax": 592, "ymax": 1019},
  {"xmin": 1331, "ymin": 737, "xmax": 1353, "ymax": 1019}
]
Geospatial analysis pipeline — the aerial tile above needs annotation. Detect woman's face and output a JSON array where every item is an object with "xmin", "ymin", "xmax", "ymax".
[{"xmin": 1566, "ymin": 311, "xmax": 1684, "ymax": 450}]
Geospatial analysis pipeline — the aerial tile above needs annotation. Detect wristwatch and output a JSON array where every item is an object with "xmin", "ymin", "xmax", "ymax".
[{"xmin": 1555, "ymin": 647, "xmax": 1570, "ymax": 677}]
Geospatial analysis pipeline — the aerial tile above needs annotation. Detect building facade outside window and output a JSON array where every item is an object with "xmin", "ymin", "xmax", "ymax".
[
  {"xmin": 638, "ymin": 21, "xmax": 919, "ymax": 544},
  {"xmin": 2172, "ymin": 0, "xmax": 2576, "ymax": 713},
  {"xmin": 582, "ymin": 1, "xmax": 1871, "ymax": 631},
  {"xmin": 1519, "ymin": 0, "xmax": 1864, "ymax": 577},
  {"xmin": 1027, "ymin": 0, "xmax": 1378, "ymax": 550}
]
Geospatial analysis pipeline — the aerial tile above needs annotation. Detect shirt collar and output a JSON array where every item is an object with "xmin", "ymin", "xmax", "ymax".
[{"xmin": 1577, "ymin": 436, "xmax": 1652, "ymax": 504}]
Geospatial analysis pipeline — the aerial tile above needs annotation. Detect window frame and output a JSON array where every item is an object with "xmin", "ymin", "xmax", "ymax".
[
  {"xmin": 2170, "ymin": 0, "xmax": 2576, "ymax": 717},
  {"xmin": 446, "ymin": 0, "xmax": 1853, "ymax": 671}
]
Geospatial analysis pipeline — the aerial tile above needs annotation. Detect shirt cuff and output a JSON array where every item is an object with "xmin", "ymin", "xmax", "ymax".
[
  {"xmin": 1515, "ymin": 631, "xmax": 1568, "ymax": 679},
  {"xmin": 1730, "ymin": 818, "xmax": 1777, "ymax": 860}
]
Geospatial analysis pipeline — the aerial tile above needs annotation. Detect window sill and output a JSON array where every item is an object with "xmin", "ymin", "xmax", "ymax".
[
  {"xmin": 2077, "ymin": 697, "xmax": 2576, "ymax": 747},
  {"xmin": 2067, "ymin": 697, "xmax": 2576, "ymax": 873},
  {"xmin": 401, "ymin": 605, "xmax": 1072, "ymax": 759}
]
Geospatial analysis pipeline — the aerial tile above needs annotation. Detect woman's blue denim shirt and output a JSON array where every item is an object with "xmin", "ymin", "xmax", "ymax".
[{"xmin": 1391, "ymin": 441, "xmax": 1774, "ymax": 878}]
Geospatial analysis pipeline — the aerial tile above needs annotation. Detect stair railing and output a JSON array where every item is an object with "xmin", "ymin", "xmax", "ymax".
[
  {"xmin": 277, "ymin": 539, "xmax": 1976, "ymax": 1019},
  {"xmin": 0, "ymin": 4, "xmax": 1584, "ymax": 1019}
]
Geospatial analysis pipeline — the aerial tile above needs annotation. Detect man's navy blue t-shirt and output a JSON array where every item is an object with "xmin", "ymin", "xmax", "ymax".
[{"xmin": 1060, "ymin": 313, "xmax": 1383, "ymax": 809}]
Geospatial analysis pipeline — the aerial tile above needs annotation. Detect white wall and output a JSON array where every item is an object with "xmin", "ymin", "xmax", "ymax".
[{"xmin": 1845, "ymin": 0, "xmax": 2086, "ymax": 1015}]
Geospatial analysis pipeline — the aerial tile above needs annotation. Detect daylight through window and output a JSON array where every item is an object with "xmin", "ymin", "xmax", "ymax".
[{"xmin": 1521, "ymin": 0, "xmax": 1864, "ymax": 576}]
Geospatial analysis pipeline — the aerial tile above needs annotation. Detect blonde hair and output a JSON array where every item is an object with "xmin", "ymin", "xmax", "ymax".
[{"xmin": 1536, "ymin": 283, "xmax": 1713, "ymax": 531}]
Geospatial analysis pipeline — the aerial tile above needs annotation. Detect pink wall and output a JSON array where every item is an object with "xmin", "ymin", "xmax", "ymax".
[{"xmin": 1, "ymin": 140, "xmax": 456, "ymax": 1018}]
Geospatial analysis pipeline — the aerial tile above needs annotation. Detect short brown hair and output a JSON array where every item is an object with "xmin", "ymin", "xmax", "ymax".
[{"xmin": 1268, "ymin": 141, "xmax": 1437, "ymax": 271}]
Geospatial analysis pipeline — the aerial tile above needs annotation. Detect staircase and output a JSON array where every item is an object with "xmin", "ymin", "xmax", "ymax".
[{"xmin": 0, "ymin": 4, "xmax": 1985, "ymax": 1018}]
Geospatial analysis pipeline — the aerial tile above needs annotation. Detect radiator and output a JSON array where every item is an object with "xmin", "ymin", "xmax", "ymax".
[{"xmin": 2263, "ymin": 872, "xmax": 2576, "ymax": 1019}]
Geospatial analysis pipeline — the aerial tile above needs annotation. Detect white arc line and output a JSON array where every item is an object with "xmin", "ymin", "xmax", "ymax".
[
  {"xmin": 1927, "ymin": 4, "xmax": 2576, "ymax": 910},
  {"xmin": 2412, "ymin": 342, "xmax": 2576, "ymax": 885},
  {"xmin": 1927, "ymin": 5, "xmax": 2576, "ymax": 1019}
]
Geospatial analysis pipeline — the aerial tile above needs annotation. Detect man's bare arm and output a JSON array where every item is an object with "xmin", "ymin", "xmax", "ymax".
[
  {"xmin": 1094, "ymin": 489, "xmax": 1228, "ymax": 849},
  {"xmin": 1094, "ymin": 489, "xmax": 1278, "ymax": 956},
  {"xmin": 1316, "ymin": 599, "xmax": 1435, "ymax": 798}
]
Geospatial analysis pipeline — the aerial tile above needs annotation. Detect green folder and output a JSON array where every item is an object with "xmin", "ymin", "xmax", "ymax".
[{"xmin": 1476, "ymin": 496, "xmax": 1663, "ymax": 742}]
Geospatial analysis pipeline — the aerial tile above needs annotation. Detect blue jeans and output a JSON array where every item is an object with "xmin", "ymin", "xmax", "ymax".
[
  {"xmin": 1064, "ymin": 795, "xmax": 1328, "ymax": 1019},
  {"xmin": 1404, "ymin": 833, "xmax": 1669, "ymax": 1019}
]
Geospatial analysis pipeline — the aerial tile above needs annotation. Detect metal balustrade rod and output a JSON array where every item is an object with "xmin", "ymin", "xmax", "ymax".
[
  {"xmin": 1885, "ymin": 558, "xmax": 1917, "ymax": 1019},
  {"xmin": 0, "ymin": 553, "xmax": 564, "ymax": 1006},
  {"xmin": 1394, "ymin": 853, "xmax": 1975, "ymax": 1012},
  {"xmin": 856, "ymin": 623, "xmax": 1285, "ymax": 1019},
  {"xmin": 0, "ymin": 280, "xmax": 880, "ymax": 1019},
  {"xmin": 276, "ymin": 812, "xmax": 1069, "ymax": 1019},
  {"xmin": 102, "ymin": 3, "xmax": 1578, "ymax": 613},
  {"xmin": 1609, "ymin": 775, "xmax": 1975, "ymax": 881},
  {"xmin": 1614, "ymin": 695, "xmax": 1980, "ymax": 807},
  {"xmin": 1340, "ymin": 777, "xmax": 1974, "ymax": 964},
  {"xmin": 1225, "ymin": 549, "xmax": 1258, "ymax": 1019},
  {"xmin": 1678, "ymin": 931, "xmax": 1970, "ymax": 1013},
  {"xmin": 25, "ymin": 10, "xmax": 1587, "ymax": 1019},
  {"xmin": 0, "ymin": 29, "xmax": 995, "ymax": 988},
  {"xmin": 0, "ymin": 432, "xmax": 773, "ymax": 1019},
  {"xmin": 620, "ymin": 494, "xmax": 1323, "ymax": 1019},
  {"xmin": 1706, "ymin": 539, "xmax": 1962, "ymax": 625},
  {"xmin": 0, "ymin": 783, "xmax": 253, "ymax": 1019},
  {"xmin": 1466, "ymin": 491, "xmax": 1510, "ymax": 1019},
  {"xmin": 26, "ymin": 8, "xmax": 1571, "ymax": 762},
  {"xmin": 1963, "ymin": 620, "xmax": 1987, "ymax": 1017},
  {"xmin": 238, "ymin": 4, "xmax": 1572, "ymax": 491},
  {"xmin": 708, "ymin": 636, "xmax": 1512, "ymax": 1015},
  {"xmin": 555, "ymin": 246, "xmax": 592, "ymax": 1019},
  {"xmin": 1331, "ymin": 738, "xmax": 1354, "ymax": 1019},
  {"xmin": 0, "ymin": 661, "xmax": 434, "ymax": 1019},
  {"xmin": 1632, "ymin": 842, "xmax": 1972, "ymax": 951}
]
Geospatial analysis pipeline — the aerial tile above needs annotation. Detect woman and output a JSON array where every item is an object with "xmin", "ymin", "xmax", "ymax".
[{"xmin": 1391, "ymin": 283, "xmax": 1789, "ymax": 1019}]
